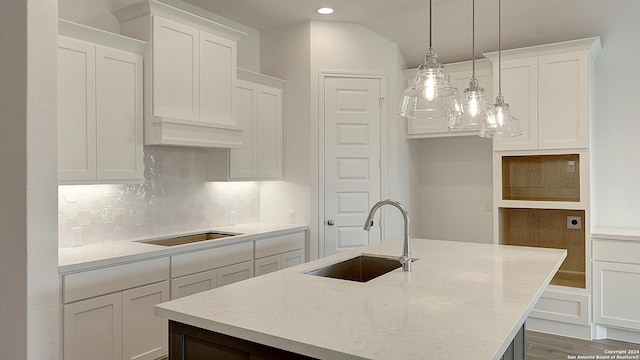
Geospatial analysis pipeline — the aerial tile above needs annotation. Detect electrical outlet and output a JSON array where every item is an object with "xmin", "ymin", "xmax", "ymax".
[
  {"xmin": 71, "ymin": 227, "xmax": 83, "ymax": 247},
  {"xmin": 288, "ymin": 211, "xmax": 296, "ymax": 224},
  {"xmin": 229, "ymin": 211, "xmax": 237, "ymax": 225},
  {"xmin": 567, "ymin": 160, "xmax": 576, "ymax": 173},
  {"xmin": 567, "ymin": 216, "xmax": 582, "ymax": 229}
]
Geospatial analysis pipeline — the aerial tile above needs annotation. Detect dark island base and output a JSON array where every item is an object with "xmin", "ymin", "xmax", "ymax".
[
  {"xmin": 169, "ymin": 320, "xmax": 525, "ymax": 360},
  {"xmin": 169, "ymin": 321, "xmax": 317, "ymax": 360}
]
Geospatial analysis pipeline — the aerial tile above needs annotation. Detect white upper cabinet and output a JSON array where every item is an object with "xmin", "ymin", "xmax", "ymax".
[
  {"xmin": 114, "ymin": 0, "xmax": 246, "ymax": 148},
  {"xmin": 404, "ymin": 59, "xmax": 492, "ymax": 138},
  {"xmin": 58, "ymin": 20, "xmax": 145, "ymax": 184},
  {"xmin": 484, "ymin": 38, "xmax": 600, "ymax": 151},
  {"xmin": 230, "ymin": 70, "xmax": 285, "ymax": 180}
]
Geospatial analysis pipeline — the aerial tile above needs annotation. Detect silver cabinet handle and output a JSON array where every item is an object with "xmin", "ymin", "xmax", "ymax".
[{"xmin": 327, "ymin": 219, "xmax": 335, "ymax": 226}]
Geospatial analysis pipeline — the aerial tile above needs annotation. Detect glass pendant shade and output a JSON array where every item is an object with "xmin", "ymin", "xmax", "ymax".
[
  {"xmin": 449, "ymin": 78, "xmax": 492, "ymax": 130},
  {"xmin": 399, "ymin": 48, "xmax": 463, "ymax": 120},
  {"xmin": 480, "ymin": 95, "xmax": 522, "ymax": 137}
]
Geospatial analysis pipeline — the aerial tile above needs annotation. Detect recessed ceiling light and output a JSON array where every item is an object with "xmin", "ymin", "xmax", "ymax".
[{"xmin": 317, "ymin": 7, "xmax": 334, "ymax": 15}]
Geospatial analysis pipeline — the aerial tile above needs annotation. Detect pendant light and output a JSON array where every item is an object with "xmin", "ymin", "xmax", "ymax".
[
  {"xmin": 399, "ymin": 0, "xmax": 463, "ymax": 121},
  {"xmin": 449, "ymin": 0, "xmax": 492, "ymax": 130},
  {"xmin": 481, "ymin": 0, "xmax": 522, "ymax": 138}
]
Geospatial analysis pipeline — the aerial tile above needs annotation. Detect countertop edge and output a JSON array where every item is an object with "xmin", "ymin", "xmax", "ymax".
[{"xmin": 59, "ymin": 223, "xmax": 308, "ymax": 274}]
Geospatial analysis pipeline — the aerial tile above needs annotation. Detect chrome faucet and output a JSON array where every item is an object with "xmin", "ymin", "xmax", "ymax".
[{"xmin": 363, "ymin": 199, "xmax": 412, "ymax": 272}]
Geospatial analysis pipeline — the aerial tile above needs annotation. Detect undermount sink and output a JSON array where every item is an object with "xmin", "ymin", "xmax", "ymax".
[
  {"xmin": 304, "ymin": 255, "xmax": 405, "ymax": 283},
  {"xmin": 140, "ymin": 232, "xmax": 241, "ymax": 246}
]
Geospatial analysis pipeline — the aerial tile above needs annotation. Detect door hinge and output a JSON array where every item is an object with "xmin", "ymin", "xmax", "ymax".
[
  {"xmin": 378, "ymin": 158, "xmax": 382, "ymax": 169},
  {"xmin": 379, "ymin": 97, "xmax": 385, "ymax": 109}
]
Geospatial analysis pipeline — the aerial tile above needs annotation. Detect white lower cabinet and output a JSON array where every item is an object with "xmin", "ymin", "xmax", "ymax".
[
  {"xmin": 217, "ymin": 260, "xmax": 254, "ymax": 287},
  {"xmin": 62, "ymin": 258, "xmax": 170, "ymax": 360},
  {"xmin": 122, "ymin": 282, "xmax": 170, "ymax": 360},
  {"xmin": 593, "ymin": 236, "xmax": 640, "ymax": 332},
  {"xmin": 64, "ymin": 293, "xmax": 123, "ymax": 360},
  {"xmin": 254, "ymin": 232, "xmax": 305, "ymax": 276},
  {"xmin": 170, "ymin": 241, "xmax": 254, "ymax": 300}
]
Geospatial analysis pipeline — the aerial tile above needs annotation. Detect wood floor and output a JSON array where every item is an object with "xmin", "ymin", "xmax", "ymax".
[{"xmin": 526, "ymin": 331, "xmax": 640, "ymax": 360}]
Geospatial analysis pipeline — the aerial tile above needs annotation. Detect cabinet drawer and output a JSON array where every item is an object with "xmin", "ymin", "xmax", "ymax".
[
  {"xmin": 593, "ymin": 261, "xmax": 640, "ymax": 330},
  {"xmin": 217, "ymin": 260, "xmax": 253, "ymax": 287},
  {"xmin": 529, "ymin": 288, "xmax": 589, "ymax": 326},
  {"xmin": 64, "ymin": 257, "xmax": 170, "ymax": 304},
  {"xmin": 593, "ymin": 239, "xmax": 640, "ymax": 264},
  {"xmin": 255, "ymin": 232, "xmax": 304, "ymax": 259},
  {"xmin": 171, "ymin": 241, "xmax": 253, "ymax": 278}
]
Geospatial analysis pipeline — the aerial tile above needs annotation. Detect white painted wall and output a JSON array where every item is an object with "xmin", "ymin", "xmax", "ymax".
[
  {"xmin": 58, "ymin": 0, "xmax": 261, "ymax": 72},
  {"xmin": 0, "ymin": 0, "xmax": 59, "ymax": 358},
  {"xmin": 409, "ymin": 136, "xmax": 494, "ymax": 243},
  {"xmin": 260, "ymin": 21, "xmax": 313, "ymax": 258},
  {"xmin": 261, "ymin": 21, "xmax": 409, "ymax": 260},
  {"xmin": 593, "ymin": 2, "xmax": 640, "ymax": 231}
]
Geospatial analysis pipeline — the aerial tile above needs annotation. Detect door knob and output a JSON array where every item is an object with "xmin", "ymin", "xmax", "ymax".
[{"xmin": 327, "ymin": 219, "xmax": 335, "ymax": 226}]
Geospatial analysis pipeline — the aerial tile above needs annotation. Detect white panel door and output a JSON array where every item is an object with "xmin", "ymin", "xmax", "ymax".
[
  {"xmin": 199, "ymin": 30, "xmax": 236, "ymax": 126},
  {"xmin": 96, "ymin": 46, "xmax": 143, "ymax": 180},
  {"xmin": 256, "ymin": 85, "xmax": 282, "ymax": 178},
  {"xmin": 152, "ymin": 16, "xmax": 199, "ymax": 121},
  {"xmin": 64, "ymin": 293, "xmax": 122, "ymax": 360},
  {"xmin": 229, "ymin": 80, "xmax": 256, "ymax": 178},
  {"xmin": 122, "ymin": 281, "xmax": 170, "ymax": 360},
  {"xmin": 57, "ymin": 37, "xmax": 96, "ymax": 181},
  {"xmin": 538, "ymin": 51, "xmax": 589, "ymax": 149},
  {"xmin": 593, "ymin": 261, "xmax": 640, "ymax": 330},
  {"xmin": 324, "ymin": 76, "xmax": 381, "ymax": 256},
  {"xmin": 493, "ymin": 57, "xmax": 539, "ymax": 151}
]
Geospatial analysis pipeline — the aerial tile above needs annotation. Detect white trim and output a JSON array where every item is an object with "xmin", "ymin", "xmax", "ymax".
[
  {"xmin": 58, "ymin": 19, "xmax": 147, "ymax": 54},
  {"xmin": 317, "ymin": 71, "xmax": 387, "ymax": 259},
  {"xmin": 484, "ymin": 37, "xmax": 601, "ymax": 63},
  {"xmin": 237, "ymin": 69, "xmax": 286, "ymax": 88}
]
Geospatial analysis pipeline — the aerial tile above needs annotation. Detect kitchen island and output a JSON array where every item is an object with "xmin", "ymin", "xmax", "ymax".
[{"xmin": 156, "ymin": 237, "xmax": 566, "ymax": 359}]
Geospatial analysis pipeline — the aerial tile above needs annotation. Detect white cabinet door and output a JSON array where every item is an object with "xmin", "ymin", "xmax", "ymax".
[
  {"xmin": 593, "ymin": 261, "xmax": 640, "ymax": 330},
  {"xmin": 492, "ymin": 57, "xmax": 539, "ymax": 151},
  {"xmin": 199, "ymin": 30, "xmax": 237, "ymax": 127},
  {"xmin": 282, "ymin": 249, "xmax": 305, "ymax": 269},
  {"xmin": 217, "ymin": 260, "xmax": 253, "ymax": 287},
  {"xmin": 256, "ymin": 85, "xmax": 282, "ymax": 178},
  {"xmin": 538, "ymin": 51, "xmax": 589, "ymax": 149},
  {"xmin": 230, "ymin": 80, "xmax": 257, "ymax": 178},
  {"xmin": 254, "ymin": 255, "xmax": 281, "ymax": 277},
  {"xmin": 230, "ymin": 76, "xmax": 283, "ymax": 180},
  {"xmin": 170, "ymin": 269, "xmax": 217, "ymax": 300},
  {"xmin": 152, "ymin": 16, "xmax": 199, "ymax": 121},
  {"xmin": 58, "ymin": 37, "xmax": 97, "ymax": 181},
  {"xmin": 96, "ymin": 46, "xmax": 144, "ymax": 180},
  {"xmin": 122, "ymin": 281, "xmax": 169, "ymax": 360},
  {"xmin": 64, "ymin": 293, "xmax": 123, "ymax": 360}
]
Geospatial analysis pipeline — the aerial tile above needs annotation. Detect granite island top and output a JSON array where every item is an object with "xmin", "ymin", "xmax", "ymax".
[{"xmin": 155, "ymin": 238, "xmax": 567, "ymax": 360}]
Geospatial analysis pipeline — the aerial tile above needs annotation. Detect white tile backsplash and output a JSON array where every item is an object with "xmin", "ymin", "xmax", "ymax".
[{"xmin": 58, "ymin": 147, "xmax": 259, "ymax": 247}]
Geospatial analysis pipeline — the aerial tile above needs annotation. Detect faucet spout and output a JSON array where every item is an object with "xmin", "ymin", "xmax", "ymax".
[{"xmin": 363, "ymin": 199, "xmax": 411, "ymax": 271}]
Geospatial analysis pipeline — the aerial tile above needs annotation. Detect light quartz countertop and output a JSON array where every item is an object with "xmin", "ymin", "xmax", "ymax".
[
  {"xmin": 59, "ymin": 223, "xmax": 307, "ymax": 274},
  {"xmin": 155, "ymin": 238, "xmax": 566, "ymax": 360}
]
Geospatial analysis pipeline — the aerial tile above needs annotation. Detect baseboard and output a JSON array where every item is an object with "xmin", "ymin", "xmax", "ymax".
[
  {"xmin": 605, "ymin": 327, "xmax": 640, "ymax": 344},
  {"xmin": 526, "ymin": 318, "xmax": 592, "ymax": 340}
]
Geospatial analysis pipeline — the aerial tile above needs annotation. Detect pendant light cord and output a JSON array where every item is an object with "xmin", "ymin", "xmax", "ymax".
[
  {"xmin": 429, "ymin": 0, "xmax": 432, "ymax": 48},
  {"xmin": 498, "ymin": 0, "xmax": 502, "ymax": 97},
  {"xmin": 472, "ymin": 0, "xmax": 476, "ymax": 78}
]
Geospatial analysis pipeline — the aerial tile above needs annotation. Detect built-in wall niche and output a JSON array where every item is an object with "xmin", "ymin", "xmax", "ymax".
[
  {"xmin": 502, "ymin": 154, "xmax": 580, "ymax": 202},
  {"xmin": 500, "ymin": 208, "xmax": 585, "ymax": 288}
]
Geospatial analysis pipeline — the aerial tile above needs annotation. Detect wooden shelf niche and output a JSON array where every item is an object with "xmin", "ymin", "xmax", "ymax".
[
  {"xmin": 502, "ymin": 154, "xmax": 580, "ymax": 202},
  {"xmin": 500, "ymin": 208, "xmax": 585, "ymax": 288}
]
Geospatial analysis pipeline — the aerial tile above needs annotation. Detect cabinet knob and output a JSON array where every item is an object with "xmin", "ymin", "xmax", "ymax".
[{"xmin": 327, "ymin": 219, "xmax": 335, "ymax": 226}]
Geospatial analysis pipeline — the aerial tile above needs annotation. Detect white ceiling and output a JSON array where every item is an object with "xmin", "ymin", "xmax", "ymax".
[{"xmin": 181, "ymin": 0, "xmax": 618, "ymax": 68}]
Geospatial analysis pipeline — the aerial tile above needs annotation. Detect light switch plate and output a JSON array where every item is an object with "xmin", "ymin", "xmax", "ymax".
[{"xmin": 229, "ymin": 211, "xmax": 237, "ymax": 225}]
